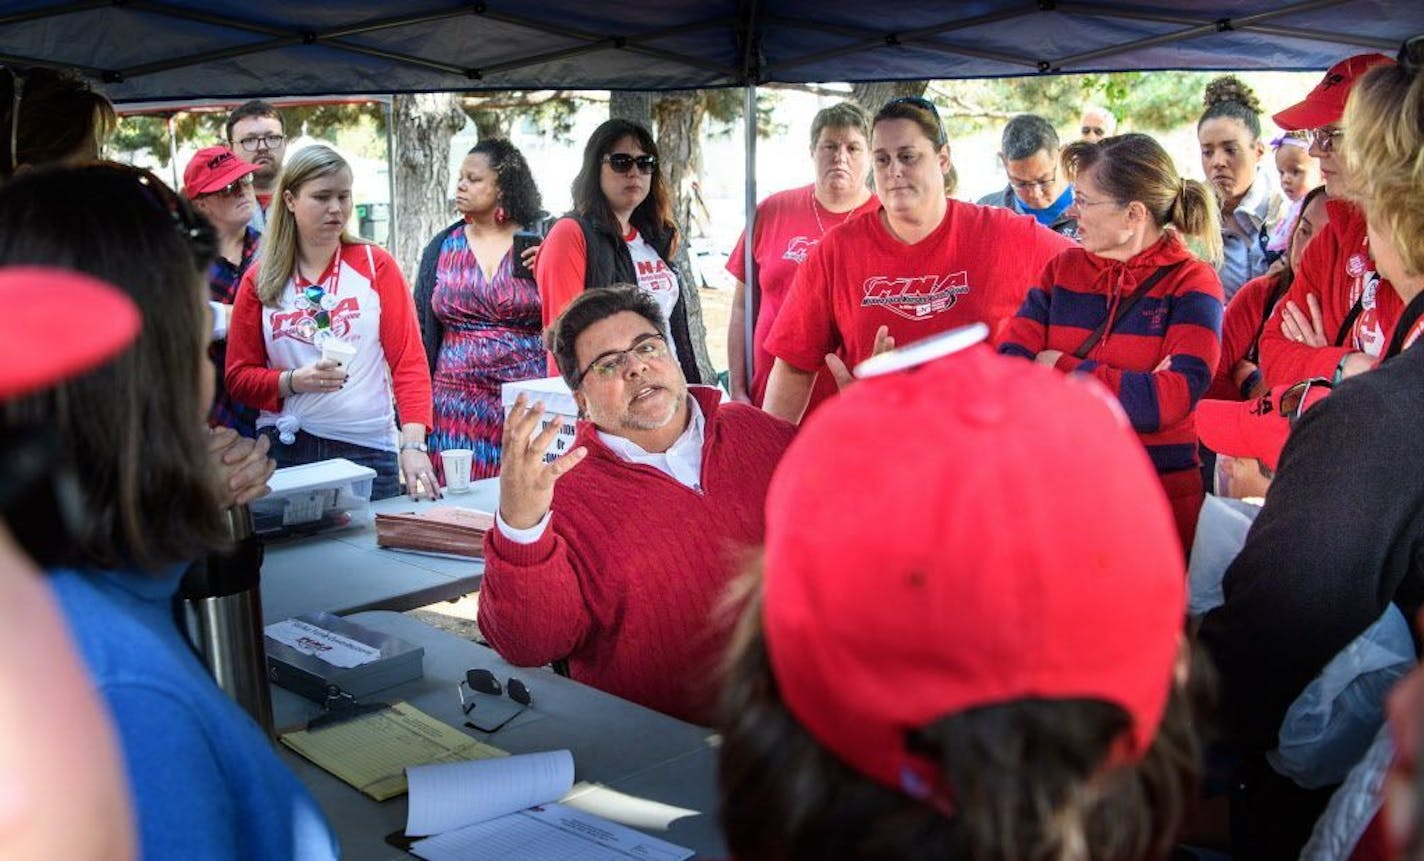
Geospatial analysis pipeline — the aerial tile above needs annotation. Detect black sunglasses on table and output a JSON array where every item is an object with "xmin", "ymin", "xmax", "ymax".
[{"xmin": 459, "ymin": 669, "xmax": 532, "ymax": 733}]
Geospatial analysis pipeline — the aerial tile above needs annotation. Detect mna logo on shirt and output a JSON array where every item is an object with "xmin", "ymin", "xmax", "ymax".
[
  {"xmin": 781, "ymin": 236, "xmax": 815, "ymax": 264},
  {"xmin": 860, "ymin": 272, "xmax": 970, "ymax": 321}
]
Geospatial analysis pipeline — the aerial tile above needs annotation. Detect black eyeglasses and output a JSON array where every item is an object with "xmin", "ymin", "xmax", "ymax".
[
  {"xmin": 1009, "ymin": 165, "xmax": 1057, "ymax": 193},
  {"xmin": 603, "ymin": 153, "xmax": 658, "ymax": 175},
  {"xmin": 236, "ymin": 133, "xmax": 285, "ymax": 152},
  {"xmin": 884, "ymin": 96, "xmax": 947, "ymax": 146},
  {"xmin": 459, "ymin": 669, "xmax": 532, "ymax": 733}
]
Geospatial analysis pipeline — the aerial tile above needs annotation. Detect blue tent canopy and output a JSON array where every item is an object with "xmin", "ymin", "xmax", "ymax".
[{"xmin": 0, "ymin": 0, "xmax": 1417, "ymax": 102}]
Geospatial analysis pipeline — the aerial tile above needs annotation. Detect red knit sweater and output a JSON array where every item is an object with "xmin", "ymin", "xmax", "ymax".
[{"xmin": 478, "ymin": 387, "xmax": 796, "ymax": 725}]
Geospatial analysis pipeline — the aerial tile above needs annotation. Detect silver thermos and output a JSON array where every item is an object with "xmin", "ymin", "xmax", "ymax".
[{"xmin": 179, "ymin": 505, "xmax": 274, "ymax": 737}]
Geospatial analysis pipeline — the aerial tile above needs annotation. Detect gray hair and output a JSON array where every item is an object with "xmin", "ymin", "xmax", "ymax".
[
  {"xmin": 809, "ymin": 101, "xmax": 872, "ymax": 149},
  {"xmin": 1001, "ymin": 114, "xmax": 1060, "ymax": 161}
]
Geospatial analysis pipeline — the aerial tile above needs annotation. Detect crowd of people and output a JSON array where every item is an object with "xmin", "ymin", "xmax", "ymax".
[{"xmin": 2, "ymin": 36, "xmax": 1424, "ymax": 859}]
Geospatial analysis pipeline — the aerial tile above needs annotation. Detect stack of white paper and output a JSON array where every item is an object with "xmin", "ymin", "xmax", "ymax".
[{"xmin": 405, "ymin": 751, "xmax": 694, "ymax": 861}]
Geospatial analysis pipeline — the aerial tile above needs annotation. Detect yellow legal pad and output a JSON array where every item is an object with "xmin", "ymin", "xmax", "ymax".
[{"xmin": 280, "ymin": 701, "xmax": 508, "ymax": 801}]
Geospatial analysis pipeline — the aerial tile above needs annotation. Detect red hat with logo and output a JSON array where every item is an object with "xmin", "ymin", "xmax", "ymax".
[
  {"xmin": 761, "ymin": 338, "xmax": 1185, "ymax": 807},
  {"xmin": 1273, "ymin": 53, "xmax": 1395, "ymax": 130},
  {"xmin": 182, "ymin": 145, "xmax": 258, "ymax": 197},
  {"xmin": 1196, "ymin": 380, "xmax": 1331, "ymax": 472},
  {"xmin": 0, "ymin": 267, "xmax": 140, "ymax": 399}
]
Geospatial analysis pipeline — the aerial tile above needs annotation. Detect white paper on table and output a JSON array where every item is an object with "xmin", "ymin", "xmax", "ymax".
[
  {"xmin": 408, "ymin": 802, "xmax": 694, "ymax": 861},
  {"xmin": 263, "ymin": 618, "xmax": 381, "ymax": 668},
  {"xmin": 405, "ymin": 750, "xmax": 575, "ymax": 837}
]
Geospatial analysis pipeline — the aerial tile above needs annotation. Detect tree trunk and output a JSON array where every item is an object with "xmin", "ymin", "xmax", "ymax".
[
  {"xmin": 651, "ymin": 92, "xmax": 716, "ymax": 384},
  {"xmin": 390, "ymin": 93, "xmax": 466, "ymax": 285},
  {"xmin": 609, "ymin": 91, "xmax": 653, "ymax": 127},
  {"xmin": 849, "ymin": 81, "xmax": 928, "ymax": 112},
  {"xmin": 470, "ymin": 109, "xmax": 512, "ymax": 141}
]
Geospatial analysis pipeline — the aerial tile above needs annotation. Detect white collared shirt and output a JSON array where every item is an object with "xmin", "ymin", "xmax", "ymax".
[{"xmin": 496, "ymin": 396, "xmax": 706, "ymax": 544}]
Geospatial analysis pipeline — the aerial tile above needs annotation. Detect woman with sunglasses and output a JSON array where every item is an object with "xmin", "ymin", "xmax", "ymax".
[
  {"xmin": 1200, "ymin": 41, "xmax": 1424, "ymax": 856},
  {"xmin": 1254, "ymin": 52, "xmax": 1402, "ymax": 389},
  {"xmin": 0, "ymin": 163, "xmax": 336, "ymax": 860},
  {"xmin": 999, "ymin": 133, "xmax": 1223, "ymax": 551},
  {"xmin": 534, "ymin": 119, "xmax": 704, "ymax": 384},
  {"xmin": 762, "ymin": 97, "xmax": 1073, "ymax": 423},
  {"xmin": 228, "ymin": 144, "xmax": 439, "ymax": 500},
  {"xmin": 414, "ymin": 139, "xmax": 546, "ymax": 484},
  {"xmin": 184, "ymin": 145, "xmax": 263, "ymax": 438}
]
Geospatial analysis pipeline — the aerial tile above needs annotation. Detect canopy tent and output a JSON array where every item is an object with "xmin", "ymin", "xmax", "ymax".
[
  {"xmin": 3, "ymin": 0, "xmax": 1417, "ymax": 387},
  {"xmin": 0, "ymin": 1, "xmax": 1416, "ymax": 102}
]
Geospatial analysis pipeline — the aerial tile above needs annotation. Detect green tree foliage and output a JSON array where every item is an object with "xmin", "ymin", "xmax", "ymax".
[
  {"xmin": 113, "ymin": 102, "xmax": 388, "ymax": 166},
  {"xmin": 931, "ymin": 71, "xmax": 1215, "ymax": 135}
]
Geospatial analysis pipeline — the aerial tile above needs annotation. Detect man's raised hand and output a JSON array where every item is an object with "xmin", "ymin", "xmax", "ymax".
[{"xmin": 498, "ymin": 394, "xmax": 587, "ymax": 529}]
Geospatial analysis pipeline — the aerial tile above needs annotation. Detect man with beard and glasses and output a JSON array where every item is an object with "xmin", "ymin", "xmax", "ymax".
[
  {"xmin": 478, "ymin": 285, "xmax": 796, "ymax": 725},
  {"xmin": 225, "ymin": 100, "xmax": 287, "ymax": 233}
]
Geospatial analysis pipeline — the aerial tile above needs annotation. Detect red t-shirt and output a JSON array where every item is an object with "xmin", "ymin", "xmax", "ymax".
[
  {"xmin": 726, "ymin": 184, "xmax": 879, "ymax": 409},
  {"xmin": 765, "ymin": 199, "xmax": 1074, "ymax": 372}
]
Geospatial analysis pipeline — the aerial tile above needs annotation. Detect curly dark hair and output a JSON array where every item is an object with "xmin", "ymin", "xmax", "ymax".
[
  {"xmin": 1198, "ymin": 75, "xmax": 1263, "ymax": 141},
  {"xmin": 468, "ymin": 138, "xmax": 543, "ymax": 229}
]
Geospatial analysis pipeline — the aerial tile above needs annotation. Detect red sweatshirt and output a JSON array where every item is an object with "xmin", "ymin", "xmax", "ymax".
[
  {"xmin": 1258, "ymin": 200, "xmax": 1402, "ymax": 386},
  {"xmin": 1206, "ymin": 271, "xmax": 1287, "ymax": 401},
  {"xmin": 478, "ymin": 387, "xmax": 795, "ymax": 725}
]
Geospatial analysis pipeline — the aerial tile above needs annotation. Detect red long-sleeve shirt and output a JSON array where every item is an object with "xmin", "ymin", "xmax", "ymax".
[
  {"xmin": 1206, "ymin": 271, "xmax": 1286, "ymax": 401},
  {"xmin": 1258, "ymin": 200, "xmax": 1402, "ymax": 386},
  {"xmin": 478, "ymin": 387, "xmax": 795, "ymax": 725}
]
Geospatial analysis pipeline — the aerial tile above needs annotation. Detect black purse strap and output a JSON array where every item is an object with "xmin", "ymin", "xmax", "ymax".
[
  {"xmin": 1073, "ymin": 262, "xmax": 1185, "ymax": 360},
  {"xmin": 1334, "ymin": 297, "xmax": 1365, "ymax": 348},
  {"xmin": 1382, "ymin": 289, "xmax": 1424, "ymax": 362}
]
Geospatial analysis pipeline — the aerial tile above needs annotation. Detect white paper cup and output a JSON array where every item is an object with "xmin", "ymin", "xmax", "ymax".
[
  {"xmin": 321, "ymin": 338, "xmax": 357, "ymax": 370},
  {"xmin": 441, "ymin": 449, "xmax": 473, "ymax": 493}
]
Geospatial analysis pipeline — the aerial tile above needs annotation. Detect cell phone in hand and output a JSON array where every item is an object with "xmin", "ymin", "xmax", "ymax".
[{"xmin": 511, "ymin": 230, "xmax": 541, "ymax": 280}]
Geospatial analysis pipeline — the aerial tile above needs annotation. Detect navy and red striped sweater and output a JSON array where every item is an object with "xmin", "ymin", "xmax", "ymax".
[{"xmin": 998, "ymin": 232, "xmax": 1224, "ymax": 476}]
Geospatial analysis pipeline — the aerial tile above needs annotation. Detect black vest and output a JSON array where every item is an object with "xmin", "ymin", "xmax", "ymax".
[{"xmin": 568, "ymin": 214, "xmax": 703, "ymax": 385}]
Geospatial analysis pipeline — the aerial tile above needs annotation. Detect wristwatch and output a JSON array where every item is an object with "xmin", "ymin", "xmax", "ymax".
[{"xmin": 399, "ymin": 441, "xmax": 428, "ymax": 452}]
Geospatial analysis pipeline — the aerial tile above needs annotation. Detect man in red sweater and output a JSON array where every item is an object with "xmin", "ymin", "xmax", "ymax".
[{"xmin": 478, "ymin": 286, "xmax": 796, "ymax": 725}]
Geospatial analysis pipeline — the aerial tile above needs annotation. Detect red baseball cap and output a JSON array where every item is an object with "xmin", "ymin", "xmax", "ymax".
[
  {"xmin": 1273, "ymin": 53, "xmax": 1395, "ymax": 130},
  {"xmin": 1196, "ymin": 380, "xmax": 1331, "ymax": 472},
  {"xmin": 182, "ymin": 145, "xmax": 258, "ymax": 197},
  {"xmin": 0, "ymin": 267, "xmax": 140, "ymax": 399},
  {"xmin": 762, "ymin": 342, "xmax": 1185, "ymax": 806}
]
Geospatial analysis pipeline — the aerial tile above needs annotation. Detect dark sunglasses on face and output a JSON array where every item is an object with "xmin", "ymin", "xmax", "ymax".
[
  {"xmin": 203, "ymin": 174, "xmax": 254, "ymax": 199},
  {"xmin": 603, "ymin": 153, "xmax": 658, "ymax": 175}
]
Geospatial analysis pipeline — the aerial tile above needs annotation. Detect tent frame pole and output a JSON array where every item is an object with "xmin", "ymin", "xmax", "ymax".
[{"xmin": 742, "ymin": 84, "xmax": 757, "ymax": 396}]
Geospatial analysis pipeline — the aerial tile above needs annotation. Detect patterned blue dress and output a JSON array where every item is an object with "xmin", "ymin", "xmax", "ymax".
[{"xmin": 429, "ymin": 227, "xmax": 544, "ymax": 481}]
